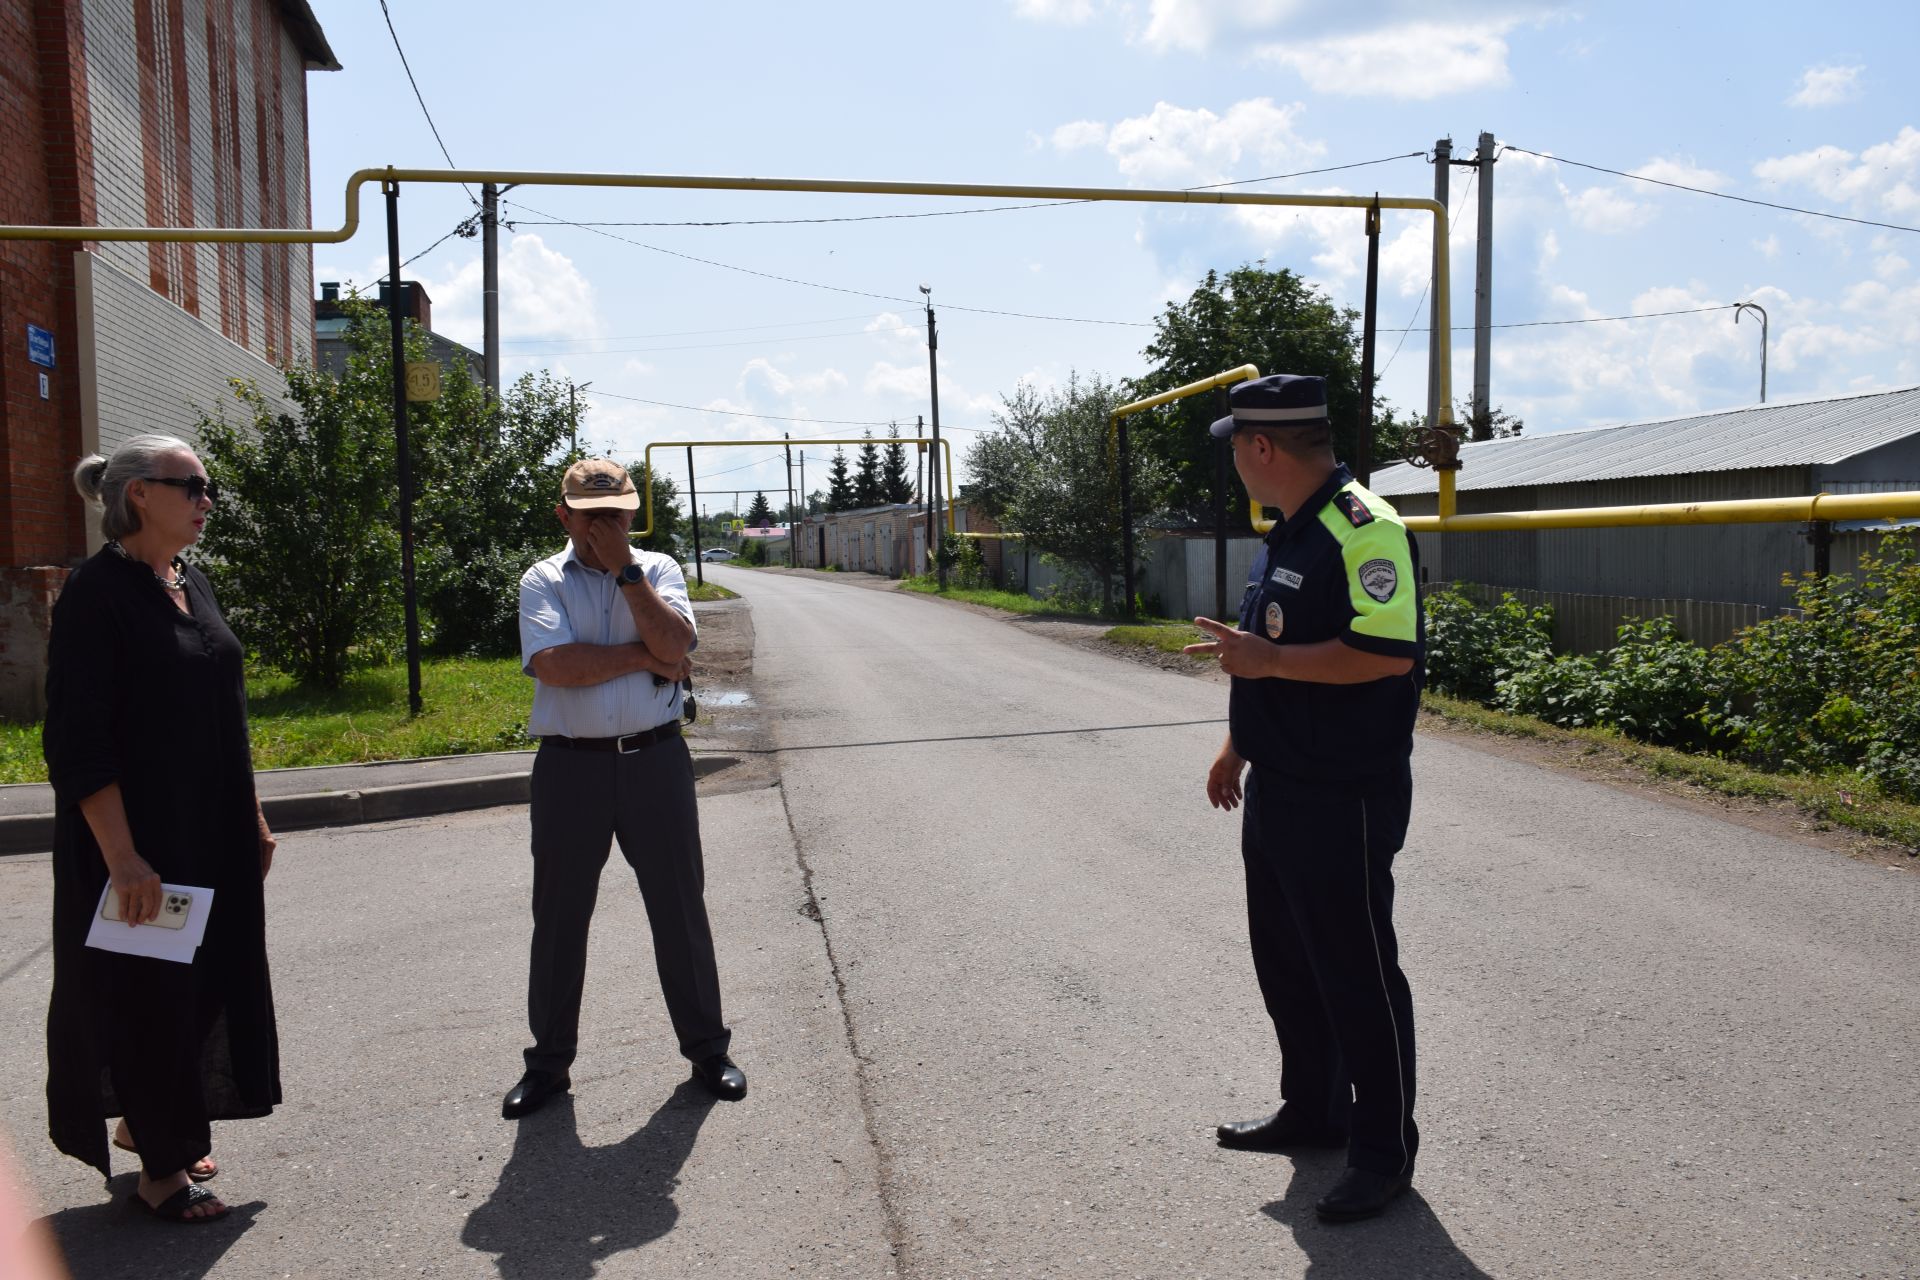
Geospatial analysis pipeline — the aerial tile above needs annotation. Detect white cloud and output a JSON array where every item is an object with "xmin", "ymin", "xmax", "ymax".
[
  {"xmin": 739, "ymin": 357, "xmax": 847, "ymax": 400},
  {"xmin": 1875, "ymin": 252, "xmax": 1911, "ymax": 279},
  {"xmin": 1754, "ymin": 234, "xmax": 1781, "ymax": 260},
  {"xmin": 1011, "ymin": 0, "xmax": 1101, "ymax": 22},
  {"xmin": 1753, "ymin": 127, "xmax": 1920, "ymax": 219},
  {"xmin": 1787, "ymin": 63, "xmax": 1863, "ymax": 108},
  {"xmin": 1095, "ymin": 97, "xmax": 1324, "ymax": 185},
  {"xmin": 1562, "ymin": 185, "xmax": 1653, "ymax": 234},
  {"xmin": 1253, "ymin": 20, "xmax": 1515, "ymax": 99},
  {"xmin": 418, "ymin": 233, "xmax": 600, "ymax": 348},
  {"xmin": 1630, "ymin": 157, "xmax": 1726, "ymax": 189},
  {"xmin": 1051, "ymin": 120, "xmax": 1109, "ymax": 150}
]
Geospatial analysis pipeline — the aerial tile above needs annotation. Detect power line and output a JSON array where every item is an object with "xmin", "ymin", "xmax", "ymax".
[
  {"xmin": 399, "ymin": 214, "xmax": 479, "ymax": 269},
  {"xmin": 1503, "ymin": 143, "xmax": 1920, "ymax": 235},
  {"xmin": 376, "ymin": 0, "xmax": 476, "ymax": 207},
  {"xmin": 504, "ymin": 153, "xmax": 1428, "ymax": 229},
  {"xmin": 500, "ymin": 324, "xmax": 918, "ymax": 358},
  {"xmin": 586, "ymin": 388, "xmax": 990, "ymax": 434},
  {"xmin": 502, "ymin": 311, "xmax": 894, "ymax": 345}
]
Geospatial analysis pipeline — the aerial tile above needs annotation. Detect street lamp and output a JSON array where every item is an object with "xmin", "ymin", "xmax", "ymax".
[
  {"xmin": 921, "ymin": 284, "xmax": 945, "ymax": 587},
  {"xmin": 1733, "ymin": 302, "xmax": 1767, "ymax": 404}
]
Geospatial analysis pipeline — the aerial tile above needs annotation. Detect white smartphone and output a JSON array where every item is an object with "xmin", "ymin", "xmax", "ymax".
[{"xmin": 101, "ymin": 888, "xmax": 192, "ymax": 930}]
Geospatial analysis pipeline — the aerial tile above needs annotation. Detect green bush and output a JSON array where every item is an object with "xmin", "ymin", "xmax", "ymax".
[
  {"xmin": 1422, "ymin": 586, "xmax": 1554, "ymax": 703},
  {"xmin": 1703, "ymin": 536, "xmax": 1920, "ymax": 799},
  {"xmin": 1498, "ymin": 616, "xmax": 1716, "ymax": 747},
  {"xmin": 1424, "ymin": 533, "xmax": 1920, "ymax": 802}
]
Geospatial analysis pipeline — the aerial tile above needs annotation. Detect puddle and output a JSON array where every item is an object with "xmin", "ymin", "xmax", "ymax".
[{"xmin": 700, "ymin": 689, "xmax": 754, "ymax": 708}]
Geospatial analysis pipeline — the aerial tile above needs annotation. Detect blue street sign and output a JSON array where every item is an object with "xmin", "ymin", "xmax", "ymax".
[{"xmin": 27, "ymin": 324, "xmax": 55, "ymax": 369}]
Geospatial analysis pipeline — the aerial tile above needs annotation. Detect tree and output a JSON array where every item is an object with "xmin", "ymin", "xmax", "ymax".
[
  {"xmin": 1128, "ymin": 264, "xmax": 1405, "ymax": 529},
  {"xmin": 624, "ymin": 463, "xmax": 684, "ymax": 558},
  {"xmin": 198, "ymin": 365, "xmax": 402, "ymax": 689},
  {"xmin": 825, "ymin": 446, "xmax": 854, "ymax": 511},
  {"xmin": 881, "ymin": 423, "xmax": 913, "ymax": 503},
  {"xmin": 965, "ymin": 372, "xmax": 1169, "ymax": 613},
  {"xmin": 852, "ymin": 430, "xmax": 884, "ymax": 508},
  {"xmin": 1456, "ymin": 400, "xmax": 1525, "ymax": 442},
  {"xmin": 200, "ymin": 296, "xmax": 590, "ymax": 674},
  {"xmin": 746, "ymin": 491, "xmax": 774, "ymax": 527}
]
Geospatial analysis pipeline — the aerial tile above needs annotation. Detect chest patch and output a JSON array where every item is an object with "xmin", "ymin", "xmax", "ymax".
[
  {"xmin": 1268, "ymin": 566, "xmax": 1304, "ymax": 590},
  {"xmin": 1334, "ymin": 492, "xmax": 1374, "ymax": 527},
  {"xmin": 1263, "ymin": 600, "xmax": 1285, "ymax": 638},
  {"xmin": 1358, "ymin": 558, "xmax": 1399, "ymax": 603}
]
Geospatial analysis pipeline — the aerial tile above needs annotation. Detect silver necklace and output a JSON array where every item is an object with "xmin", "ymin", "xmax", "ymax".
[{"xmin": 108, "ymin": 540, "xmax": 186, "ymax": 591}]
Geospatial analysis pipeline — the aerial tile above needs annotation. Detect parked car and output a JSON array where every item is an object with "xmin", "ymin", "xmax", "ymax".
[{"xmin": 699, "ymin": 547, "xmax": 736, "ymax": 562}]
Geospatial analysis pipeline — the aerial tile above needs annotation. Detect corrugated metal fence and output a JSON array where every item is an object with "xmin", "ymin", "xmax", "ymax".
[{"xmin": 1449, "ymin": 582, "xmax": 1795, "ymax": 653}]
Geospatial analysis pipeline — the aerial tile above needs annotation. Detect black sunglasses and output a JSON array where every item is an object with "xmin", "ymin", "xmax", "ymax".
[{"xmin": 145, "ymin": 475, "xmax": 219, "ymax": 503}]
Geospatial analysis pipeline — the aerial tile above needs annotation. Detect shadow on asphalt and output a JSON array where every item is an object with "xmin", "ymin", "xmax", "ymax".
[
  {"xmin": 1262, "ymin": 1158, "xmax": 1494, "ymax": 1278},
  {"xmin": 462, "ymin": 1080, "xmax": 715, "ymax": 1279},
  {"xmin": 41, "ymin": 1173, "xmax": 262, "ymax": 1277}
]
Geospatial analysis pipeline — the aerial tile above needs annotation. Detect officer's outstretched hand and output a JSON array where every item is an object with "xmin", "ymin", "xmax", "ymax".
[
  {"xmin": 1206, "ymin": 740, "xmax": 1246, "ymax": 812},
  {"xmin": 1184, "ymin": 617, "xmax": 1272, "ymax": 679}
]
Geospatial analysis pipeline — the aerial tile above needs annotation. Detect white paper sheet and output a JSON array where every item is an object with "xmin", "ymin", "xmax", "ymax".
[{"xmin": 84, "ymin": 882, "xmax": 214, "ymax": 964}]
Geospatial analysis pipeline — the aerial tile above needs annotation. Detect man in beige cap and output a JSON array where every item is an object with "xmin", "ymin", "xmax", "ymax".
[{"xmin": 502, "ymin": 459, "xmax": 743, "ymax": 1119}]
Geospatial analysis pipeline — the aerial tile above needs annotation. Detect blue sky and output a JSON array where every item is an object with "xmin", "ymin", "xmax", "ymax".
[{"xmin": 307, "ymin": 0, "xmax": 1919, "ymax": 504}]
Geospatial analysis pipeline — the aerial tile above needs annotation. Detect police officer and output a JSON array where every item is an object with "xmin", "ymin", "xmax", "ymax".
[{"xmin": 1184, "ymin": 374, "xmax": 1423, "ymax": 1223}]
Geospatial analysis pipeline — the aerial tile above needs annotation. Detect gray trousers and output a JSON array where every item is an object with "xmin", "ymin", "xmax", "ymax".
[{"xmin": 524, "ymin": 734, "xmax": 730, "ymax": 1073}]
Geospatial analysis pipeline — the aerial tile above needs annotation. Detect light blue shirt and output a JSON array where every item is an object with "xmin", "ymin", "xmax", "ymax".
[{"xmin": 519, "ymin": 541, "xmax": 696, "ymax": 738}]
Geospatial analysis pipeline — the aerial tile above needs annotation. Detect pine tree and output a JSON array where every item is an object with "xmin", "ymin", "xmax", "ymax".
[
  {"xmin": 826, "ymin": 446, "xmax": 854, "ymax": 512},
  {"xmin": 852, "ymin": 430, "xmax": 884, "ymax": 508},
  {"xmin": 746, "ymin": 490, "xmax": 773, "ymax": 527},
  {"xmin": 881, "ymin": 423, "xmax": 913, "ymax": 504}
]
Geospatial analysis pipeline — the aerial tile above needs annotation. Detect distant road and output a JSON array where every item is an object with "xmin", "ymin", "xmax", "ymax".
[{"xmin": 712, "ymin": 563, "xmax": 1919, "ymax": 1279}]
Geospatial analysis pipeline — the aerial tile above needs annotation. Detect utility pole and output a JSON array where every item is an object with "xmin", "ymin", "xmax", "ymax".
[
  {"xmin": 566, "ymin": 381, "xmax": 591, "ymax": 454},
  {"xmin": 784, "ymin": 432, "xmax": 796, "ymax": 567},
  {"xmin": 383, "ymin": 181, "xmax": 422, "ymax": 716},
  {"xmin": 921, "ymin": 287, "xmax": 945, "ymax": 588},
  {"xmin": 687, "ymin": 445, "xmax": 703, "ymax": 586},
  {"xmin": 798, "ymin": 451, "xmax": 807, "ymax": 566},
  {"xmin": 1472, "ymin": 131, "xmax": 1496, "ymax": 433},
  {"xmin": 481, "ymin": 182, "xmax": 501, "ymax": 400},
  {"xmin": 1428, "ymin": 137, "xmax": 1450, "ymax": 432}
]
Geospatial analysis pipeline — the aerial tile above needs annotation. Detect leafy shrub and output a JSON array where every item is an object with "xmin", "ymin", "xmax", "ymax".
[
  {"xmin": 1422, "ymin": 586, "xmax": 1554, "ymax": 703},
  {"xmin": 1497, "ymin": 616, "xmax": 1717, "ymax": 747},
  {"xmin": 1703, "ymin": 535, "xmax": 1920, "ymax": 799}
]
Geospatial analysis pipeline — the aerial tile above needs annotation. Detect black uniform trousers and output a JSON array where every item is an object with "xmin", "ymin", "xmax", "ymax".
[
  {"xmin": 1241, "ymin": 759, "xmax": 1418, "ymax": 1177},
  {"xmin": 525, "ymin": 733, "xmax": 730, "ymax": 1074}
]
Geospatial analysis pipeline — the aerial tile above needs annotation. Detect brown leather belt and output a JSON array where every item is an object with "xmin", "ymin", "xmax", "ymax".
[{"xmin": 542, "ymin": 721, "xmax": 682, "ymax": 754}]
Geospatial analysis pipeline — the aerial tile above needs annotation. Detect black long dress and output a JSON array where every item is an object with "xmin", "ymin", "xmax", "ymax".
[{"xmin": 42, "ymin": 548, "xmax": 280, "ymax": 1180}]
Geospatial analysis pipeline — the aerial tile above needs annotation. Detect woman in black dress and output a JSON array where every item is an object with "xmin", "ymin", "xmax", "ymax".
[{"xmin": 43, "ymin": 434, "xmax": 280, "ymax": 1224}]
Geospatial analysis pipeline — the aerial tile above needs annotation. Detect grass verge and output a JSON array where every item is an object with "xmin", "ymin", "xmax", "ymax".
[
  {"xmin": 902, "ymin": 577, "xmax": 1186, "ymax": 626},
  {"xmin": 686, "ymin": 580, "xmax": 738, "ymax": 602},
  {"xmin": 1419, "ymin": 690, "xmax": 1920, "ymax": 852},
  {"xmin": 1105, "ymin": 622, "xmax": 1208, "ymax": 654},
  {"xmin": 2, "ymin": 656, "xmax": 539, "ymax": 784}
]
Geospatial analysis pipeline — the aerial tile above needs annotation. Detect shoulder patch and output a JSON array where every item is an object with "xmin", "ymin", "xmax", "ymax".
[
  {"xmin": 1358, "ymin": 558, "xmax": 1398, "ymax": 603},
  {"xmin": 1333, "ymin": 491, "xmax": 1374, "ymax": 527}
]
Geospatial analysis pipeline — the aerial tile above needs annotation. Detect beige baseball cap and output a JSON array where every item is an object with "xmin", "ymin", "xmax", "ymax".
[{"xmin": 561, "ymin": 458, "xmax": 640, "ymax": 511}]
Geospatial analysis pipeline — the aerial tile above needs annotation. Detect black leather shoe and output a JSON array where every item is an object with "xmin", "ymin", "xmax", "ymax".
[
  {"xmin": 692, "ymin": 1053, "xmax": 747, "ymax": 1101},
  {"xmin": 1216, "ymin": 1108, "xmax": 1348, "ymax": 1152},
  {"xmin": 502, "ymin": 1069, "xmax": 570, "ymax": 1120},
  {"xmin": 1315, "ymin": 1167, "xmax": 1412, "ymax": 1222}
]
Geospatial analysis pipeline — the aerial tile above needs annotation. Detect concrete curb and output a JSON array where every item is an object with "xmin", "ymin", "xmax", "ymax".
[{"xmin": 0, "ymin": 754, "xmax": 741, "ymax": 856}]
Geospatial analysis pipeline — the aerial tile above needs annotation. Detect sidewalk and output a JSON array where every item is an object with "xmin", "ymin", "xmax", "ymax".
[{"xmin": 0, "ymin": 748, "xmax": 740, "ymax": 856}]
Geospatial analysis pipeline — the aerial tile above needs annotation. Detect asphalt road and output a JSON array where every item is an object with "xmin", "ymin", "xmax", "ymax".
[{"xmin": 1, "ymin": 562, "xmax": 1914, "ymax": 1278}]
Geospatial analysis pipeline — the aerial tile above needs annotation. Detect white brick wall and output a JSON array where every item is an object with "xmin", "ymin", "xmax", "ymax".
[
  {"xmin": 80, "ymin": 0, "xmax": 315, "ymax": 366},
  {"xmin": 75, "ymin": 250, "xmax": 295, "ymax": 551}
]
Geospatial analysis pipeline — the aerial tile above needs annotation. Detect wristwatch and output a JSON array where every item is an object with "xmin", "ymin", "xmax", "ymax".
[{"xmin": 617, "ymin": 560, "xmax": 644, "ymax": 586}]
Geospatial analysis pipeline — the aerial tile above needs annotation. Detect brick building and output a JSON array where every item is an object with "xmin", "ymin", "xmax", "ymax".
[{"xmin": 0, "ymin": 0, "xmax": 336, "ymax": 718}]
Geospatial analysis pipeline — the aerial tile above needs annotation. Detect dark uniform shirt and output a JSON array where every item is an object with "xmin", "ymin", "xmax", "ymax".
[{"xmin": 1230, "ymin": 464, "xmax": 1424, "ymax": 781}]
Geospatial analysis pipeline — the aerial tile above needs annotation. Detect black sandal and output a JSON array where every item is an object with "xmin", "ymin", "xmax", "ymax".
[{"xmin": 131, "ymin": 1183, "xmax": 229, "ymax": 1224}]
